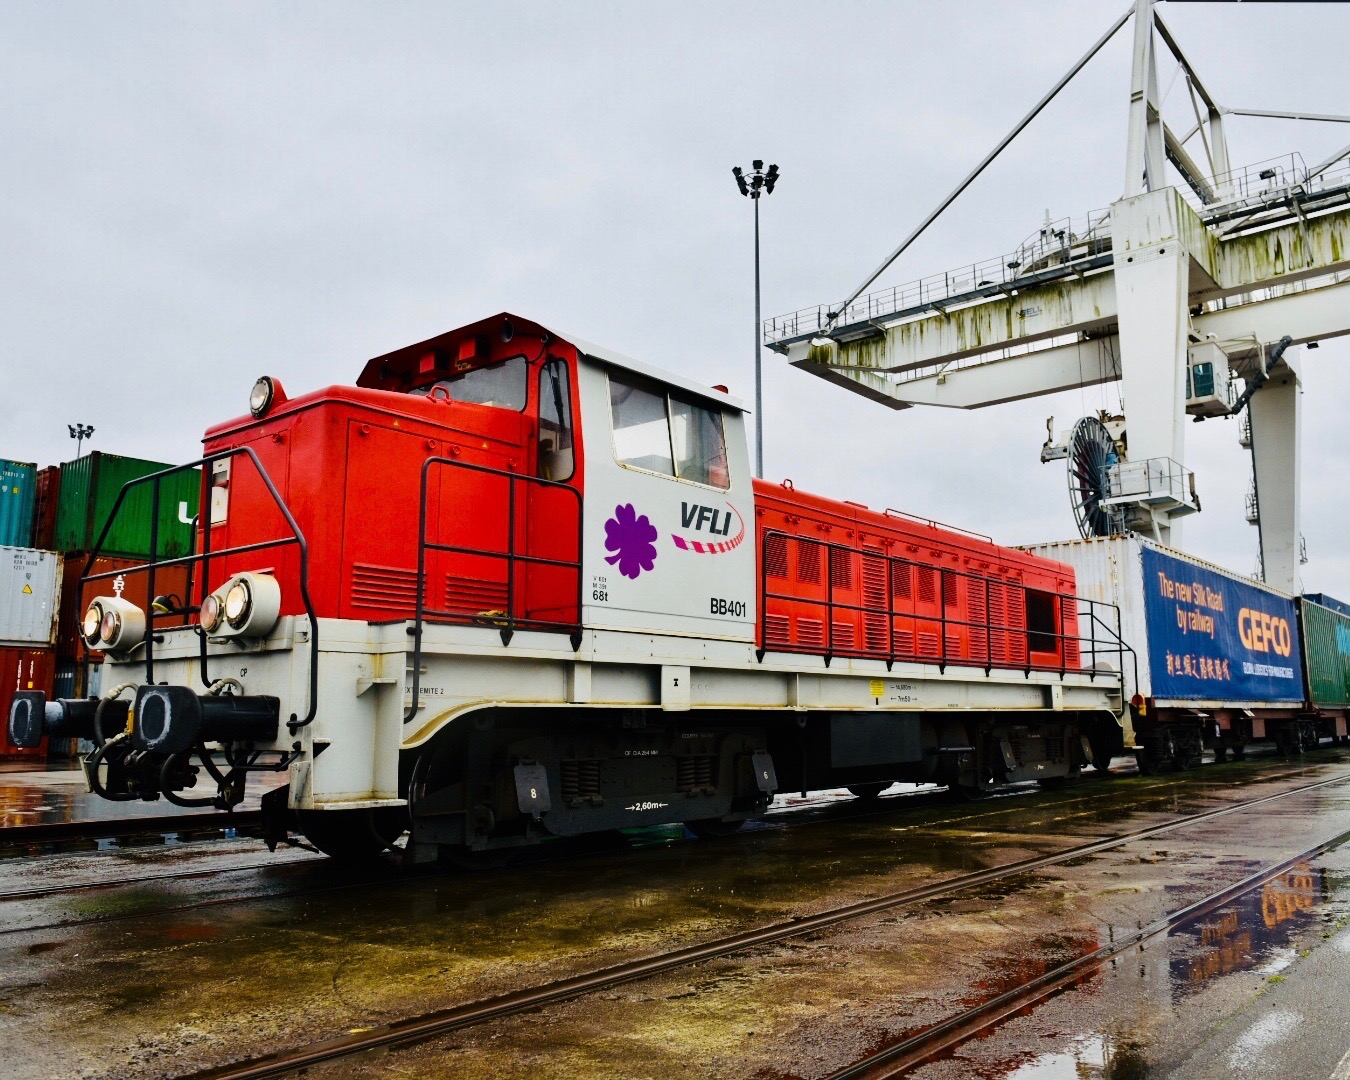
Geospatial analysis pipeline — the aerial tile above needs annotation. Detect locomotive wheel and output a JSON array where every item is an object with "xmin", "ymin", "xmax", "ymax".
[
  {"xmin": 846, "ymin": 783, "xmax": 890, "ymax": 800},
  {"xmin": 686, "ymin": 818, "xmax": 747, "ymax": 839},
  {"xmin": 1275, "ymin": 728, "xmax": 1300, "ymax": 757},
  {"xmin": 1089, "ymin": 748, "xmax": 1116, "ymax": 777},
  {"xmin": 297, "ymin": 807, "xmax": 406, "ymax": 860}
]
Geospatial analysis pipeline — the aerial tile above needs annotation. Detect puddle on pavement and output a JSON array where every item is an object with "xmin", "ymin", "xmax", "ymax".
[
  {"xmin": 1167, "ymin": 860, "xmax": 1328, "ymax": 995},
  {"xmin": 999, "ymin": 1033, "xmax": 1150, "ymax": 1079},
  {"xmin": 938, "ymin": 856, "xmax": 1350, "ymax": 1079}
]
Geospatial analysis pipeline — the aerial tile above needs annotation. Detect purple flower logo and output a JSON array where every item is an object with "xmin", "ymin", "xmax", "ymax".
[{"xmin": 604, "ymin": 503, "xmax": 658, "ymax": 579}]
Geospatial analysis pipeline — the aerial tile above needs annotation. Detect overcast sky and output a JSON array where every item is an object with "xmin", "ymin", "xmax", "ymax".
[{"xmin": 2, "ymin": 1, "xmax": 1347, "ymax": 594}]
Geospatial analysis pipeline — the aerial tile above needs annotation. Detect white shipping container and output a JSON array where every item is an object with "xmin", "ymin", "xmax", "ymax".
[
  {"xmin": 0, "ymin": 546, "xmax": 62, "ymax": 647},
  {"xmin": 1022, "ymin": 535, "xmax": 1300, "ymax": 709}
]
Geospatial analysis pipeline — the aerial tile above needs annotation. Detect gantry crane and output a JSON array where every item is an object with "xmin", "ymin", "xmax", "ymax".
[{"xmin": 766, "ymin": 0, "xmax": 1350, "ymax": 593}]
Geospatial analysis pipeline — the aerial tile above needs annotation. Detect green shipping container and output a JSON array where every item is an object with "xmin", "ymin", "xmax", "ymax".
[
  {"xmin": 54, "ymin": 452, "xmax": 201, "ymax": 559},
  {"xmin": 0, "ymin": 459, "xmax": 37, "ymax": 548},
  {"xmin": 1300, "ymin": 597, "xmax": 1350, "ymax": 709}
]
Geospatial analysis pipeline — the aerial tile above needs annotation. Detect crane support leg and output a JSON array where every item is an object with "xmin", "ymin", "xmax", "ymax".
[
  {"xmin": 1249, "ymin": 357, "xmax": 1303, "ymax": 593},
  {"xmin": 1112, "ymin": 189, "xmax": 1193, "ymax": 547}
]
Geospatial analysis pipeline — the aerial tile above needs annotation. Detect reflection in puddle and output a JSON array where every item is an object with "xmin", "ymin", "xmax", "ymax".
[
  {"xmin": 976, "ymin": 1032, "xmax": 1150, "ymax": 1079},
  {"xmin": 1170, "ymin": 863, "xmax": 1325, "ymax": 994}
]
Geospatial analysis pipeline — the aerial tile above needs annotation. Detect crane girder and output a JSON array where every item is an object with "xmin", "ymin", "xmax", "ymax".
[
  {"xmin": 791, "ymin": 275, "xmax": 1350, "ymax": 411},
  {"xmin": 784, "ymin": 189, "xmax": 1350, "ymax": 405}
]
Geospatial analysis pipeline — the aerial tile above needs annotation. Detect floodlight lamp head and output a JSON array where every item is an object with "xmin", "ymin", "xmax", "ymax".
[
  {"xmin": 732, "ymin": 166, "xmax": 749, "ymax": 196},
  {"xmin": 752, "ymin": 159, "xmax": 763, "ymax": 171},
  {"xmin": 764, "ymin": 163, "xmax": 779, "ymax": 193}
]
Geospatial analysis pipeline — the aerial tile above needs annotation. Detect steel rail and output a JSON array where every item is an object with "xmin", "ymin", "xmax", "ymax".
[
  {"xmin": 0, "ymin": 810, "xmax": 262, "ymax": 847},
  {"xmin": 827, "ymin": 832, "xmax": 1349, "ymax": 1078},
  {"xmin": 182, "ymin": 770, "xmax": 1350, "ymax": 1080}
]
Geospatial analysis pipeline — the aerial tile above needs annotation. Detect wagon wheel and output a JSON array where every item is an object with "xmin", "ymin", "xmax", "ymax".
[
  {"xmin": 846, "ymin": 782, "xmax": 891, "ymax": 799},
  {"xmin": 1275, "ymin": 727, "xmax": 1301, "ymax": 757}
]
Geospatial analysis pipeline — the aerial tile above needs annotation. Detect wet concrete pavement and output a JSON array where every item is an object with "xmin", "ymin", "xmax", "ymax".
[
  {"xmin": 2, "ymin": 754, "xmax": 1349, "ymax": 1078},
  {"xmin": 0, "ymin": 762, "xmax": 286, "ymax": 831}
]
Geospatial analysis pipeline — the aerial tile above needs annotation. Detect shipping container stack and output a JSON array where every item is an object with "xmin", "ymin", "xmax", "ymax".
[
  {"xmin": 1, "ymin": 454, "xmax": 59, "ymax": 758},
  {"xmin": 1, "ymin": 451, "xmax": 201, "ymax": 761},
  {"xmin": 50, "ymin": 452, "xmax": 201, "ymax": 757}
]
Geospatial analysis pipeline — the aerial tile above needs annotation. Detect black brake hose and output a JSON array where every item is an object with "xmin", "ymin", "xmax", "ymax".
[
  {"xmin": 93, "ymin": 695, "xmax": 125, "ymax": 745},
  {"xmin": 159, "ymin": 751, "xmax": 217, "ymax": 809},
  {"xmin": 86, "ymin": 734, "xmax": 136, "ymax": 802}
]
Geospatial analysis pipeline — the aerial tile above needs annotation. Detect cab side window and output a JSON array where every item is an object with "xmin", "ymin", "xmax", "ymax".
[
  {"xmin": 608, "ymin": 370, "xmax": 730, "ymax": 490},
  {"xmin": 670, "ymin": 397, "xmax": 728, "ymax": 488},
  {"xmin": 537, "ymin": 358, "xmax": 575, "ymax": 481},
  {"xmin": 610, "ymin": 374, "xmax": 675, "ymax": 476}
]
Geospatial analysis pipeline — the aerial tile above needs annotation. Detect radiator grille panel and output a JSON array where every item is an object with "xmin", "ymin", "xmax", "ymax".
[
  {"xmin": 764, "ymin": 613, "xmax": 792, "ymax": 647},
  {"xmin": 797, "ymin": 618, "xmax": 825, "ymax": 649},
  {"xmin": 351, "ymin": 564, "xmax": 419, "ymax": 612},
  {"xmin": 444, "ymin": 576, "xmax": 509, "ymax": 614},
  {"xmin": 917, "ymin": 567, "xmax": 938, "ymax": 605},
  {"xmin": 829, "ymin": 548, "xmax": 853, "ymax": 590},
  {"xmin": 765, "ymin": 535, "xmax": 788, "ymax": 578},
  {"xmin": 797, "ymin": 541, "xmax": 821, "ymax": 584}
]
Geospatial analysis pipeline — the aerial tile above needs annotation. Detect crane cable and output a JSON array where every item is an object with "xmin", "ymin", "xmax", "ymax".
[{"xmin": 825, "ymin": 4, "xmax": 1135, "ymax": 333}]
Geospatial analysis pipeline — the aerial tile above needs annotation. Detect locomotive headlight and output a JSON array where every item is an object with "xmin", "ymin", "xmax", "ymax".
[
  {"xmin": 200, "ymin": 592, "xmax": 225, "ymax": 634},
  {"xmin": 218, "ymin": 572, "xmax": 282, "ymax": 637},
  {"xmin": 82, "ymin": 596, "xmax": 146, "ymax": 652},
  {"xmin": 224, "ymin": 579, "xmax": 251, "ymax": 625},
  {"xmin": 249, "ymin": 376, "xmax": 275, "ymax": 418},
  {"xmin": 81, "ymin": 601, "xmax": 106, "ymax": 645},
  {"xmin": 100, "ymin": 609, "xmax": 121, "ymax": 642}
]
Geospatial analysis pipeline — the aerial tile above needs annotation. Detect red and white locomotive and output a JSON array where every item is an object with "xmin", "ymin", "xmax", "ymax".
[{"xmin": 9, "ymin": 314, "xmax": 1126, "ymax": 858}]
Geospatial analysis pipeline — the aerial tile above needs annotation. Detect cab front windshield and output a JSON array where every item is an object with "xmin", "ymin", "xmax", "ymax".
[{"xmin": 410, "ymin": 355, "xmax": 528, "ymax": 410}]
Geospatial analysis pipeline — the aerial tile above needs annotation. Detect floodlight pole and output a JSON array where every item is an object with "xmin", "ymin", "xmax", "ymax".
[
  {"xmin": 753, "ymin": 193, "xmax": 763, "ymax": 478},
  {"xmin": 732, "ymin": 160, "xmax": 779, "ymax": 478},
  {"xmin": 68, "ymin": 422, "xmax": 94, "ymax": 458}
]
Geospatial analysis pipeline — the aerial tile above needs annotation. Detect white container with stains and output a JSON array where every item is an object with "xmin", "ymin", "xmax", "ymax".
[{"xmin": 0, "ymin": 545, "xmax": 62, "ymax": 647}]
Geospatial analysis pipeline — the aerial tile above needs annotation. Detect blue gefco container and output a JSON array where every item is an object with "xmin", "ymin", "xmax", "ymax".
[{"xmin": 0, "ymin": 459, "xmax": 37, "ymax": 549}]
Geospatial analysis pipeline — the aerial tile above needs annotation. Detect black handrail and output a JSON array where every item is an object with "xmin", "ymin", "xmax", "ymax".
[
  {"xmin": 756, "ymin": 528, "xmax": 1137, "ymax": 695},
  {"xmin": 405, "ymin": 456, "xmax": 583, "ymax": 723},
  {"xmin": 80, "ymin": 446, "xmax": 320, "ymax": 731}
]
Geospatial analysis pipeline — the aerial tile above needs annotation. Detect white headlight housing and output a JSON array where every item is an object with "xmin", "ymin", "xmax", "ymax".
[
  {"xmin": 249, "ymin": 376, "xmax": 275, "ymax": 418},
  {"xmin": 212, "ymin": 572, "xmax": 282, "ymax": 638},
  {"xmin": 200, "ymin": 592, "xmax": 226, "ymax": 634},
  {"xmin": 81, "ymin": 596, "xmax": 146, "ymax": 653}
]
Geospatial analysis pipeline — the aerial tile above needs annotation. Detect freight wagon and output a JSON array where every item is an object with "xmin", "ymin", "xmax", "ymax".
[
  {"xmin": 1022, "ymin": 536, "xmax": 1342, "ymax": 770},
  {"xmin": 1297, "ymin": 594, "xmax": 1350, "ymax": 744},
  {"xmin": 8, "ymin": 313, "xmax": 1126, "ymax": 859}
]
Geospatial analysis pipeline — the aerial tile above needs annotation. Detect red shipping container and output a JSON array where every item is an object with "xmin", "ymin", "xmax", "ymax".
[
  {"xmin": 31, "ymin": 466, "xmax": 60, "ymax": 550},
  {"xmin": 56, "ymin": 555, "xmax": 192, "ymax": 662},
  {"xmin": 1, "ymin": 647, "xmax": 54, "ymax": 759}
]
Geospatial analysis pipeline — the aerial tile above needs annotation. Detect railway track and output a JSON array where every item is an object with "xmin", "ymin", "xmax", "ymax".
[
  {"xmin": 1, "ymin": 758, "xmax": 1322, "ymax": 930},
  {"xmin": 825, "ymin": 833, "xmax": 1348, "ymax": 1078},
  {"xmin": 0, "ymin": 809, "xmax": 262, "ymax": 847},
  {"xmin": 180, "ymin": 769, "xmax": 1350, "ymax": 1080}
]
